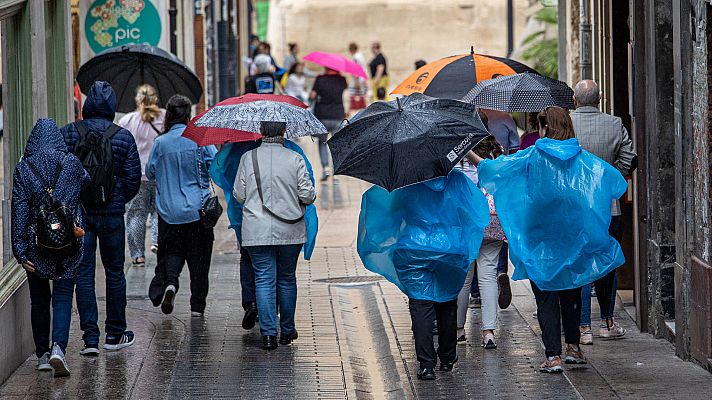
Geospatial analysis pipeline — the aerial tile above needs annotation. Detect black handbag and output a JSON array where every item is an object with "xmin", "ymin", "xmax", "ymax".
[{"xmin": 197, "ymin": 150, "xmax": 223, "ymax": 229}]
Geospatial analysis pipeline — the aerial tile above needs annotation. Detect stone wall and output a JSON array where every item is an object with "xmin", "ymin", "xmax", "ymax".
[{"xmin": 266, "ymin": 0, "xmax": 533, "ymax": 88}]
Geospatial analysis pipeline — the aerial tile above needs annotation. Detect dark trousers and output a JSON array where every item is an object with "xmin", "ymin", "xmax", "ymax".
[
  {"xmin": 239, "ymin": 246, "xmax": 256, "ymax": 309},
  {"xmin": 149, "ymin": 217, "xmax": 214, "ymax": 313},
  {"xmin": 409, "ymin": 298, "xmax": 458, "ymax": 369},
  {"xmin": 531, "ymin": 282, "xmax": 582, "ymax": 357},
  {"xmin": 27, "ymin": 272, "xmax": 75, "ymax": 356},
  {"xmin": 75, "ymin": 214, "xmax": 127, "ymax": 344},
  {"xmin": 593, "ymin": 216, "xmax": 623, "ymax": 320}
]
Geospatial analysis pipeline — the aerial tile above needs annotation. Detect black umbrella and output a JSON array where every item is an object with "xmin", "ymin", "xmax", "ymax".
[
  {"xmin": 328, "ymin": 93, "xmax": 489, "ymax": 191},
  {"xmin": 462, "ymin": 72, "xmax": 575, "ymax": 112},
  {"xmin": 77, "ymin": 44, "xmax": 202, "ymax": 113}
]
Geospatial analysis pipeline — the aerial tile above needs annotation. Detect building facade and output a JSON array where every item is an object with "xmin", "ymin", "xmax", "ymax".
[{"xmin": 559, "ymin": 0, "xmax": 712, "ymax": 370}]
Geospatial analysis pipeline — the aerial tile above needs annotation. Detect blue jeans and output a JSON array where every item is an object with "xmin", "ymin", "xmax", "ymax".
[
  {"xmin": 239, "ymin": 246, "xmax": 256, "ymax": 309},
  {"xmin": 245, "ymin": 244, "xmax": 302, "ymax": 336},
  {"xmin": 26, "ymin": 272, "xmax": 75, "ymax": 356},
  {"xmin": 580, "ymin": 274, "xmax": 618, "ymax": 326},
  {"xmin": 75, "ymin": 215, "xmax": 128, "ymax": 345}
]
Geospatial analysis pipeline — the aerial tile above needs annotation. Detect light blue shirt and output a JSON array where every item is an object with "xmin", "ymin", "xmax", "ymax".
[{"xmin": 146, "ymin": 124, "xmax": 217, "ymax": 224}]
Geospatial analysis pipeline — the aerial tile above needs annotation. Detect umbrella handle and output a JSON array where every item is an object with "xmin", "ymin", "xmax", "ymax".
[{"xmin": 396, "ymin": 97, "xmax": 402, "ymax": 112}]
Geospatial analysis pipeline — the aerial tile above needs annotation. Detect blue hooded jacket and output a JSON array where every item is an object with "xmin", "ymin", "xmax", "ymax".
[
  {"xmin": 12, "ymin": 119, "xmax": 90, "ymax": 280},
  {"xmin": 61, "ymin": 81, "xmax": 141, "ymax": 215}
]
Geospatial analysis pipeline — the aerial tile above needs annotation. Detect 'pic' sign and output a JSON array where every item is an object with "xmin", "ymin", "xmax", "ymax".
[{"xmin": 85, "ymin": 0, "xmax": 162, "ymax": 53}]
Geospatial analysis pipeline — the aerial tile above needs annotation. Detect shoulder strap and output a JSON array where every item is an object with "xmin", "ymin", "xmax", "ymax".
[
  {"xmin": 250, "ymin": 150, "xmax": 304, "ymax": 224},
  {"xmin": 24, "ymin": 160, "xmax": 49, "ymax": 190},
  {"xmin": 75, "ymin": 120, "xmax": 121, "ymax": 140},
  {"xmin": 148, "ymin": 121, "xmax": 161, "ymax": 135},
  {"xmin": 74, "ymin": 120, "xmax": 88, "ymax": 138},
  {"xmin": 104, "ymin": 124, "xmax": 121, "ymax": 139},
  {"xmin": 49, "ymin": 155, "xmax": 69, "ymax": 190},
  {"xmin": 24, "ymin": 154, "xmax": 68, "ymax": 194}
]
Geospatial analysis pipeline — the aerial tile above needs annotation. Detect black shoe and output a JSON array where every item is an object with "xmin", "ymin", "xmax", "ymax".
[
  {"xmin": 262, "ymin": 335, "xmax": 278, "ymax": 350},
  {"xmin": 417, "ymin": 367, "xmax": 436, "ymax": 380},
  {"xmin": 161, "ymin": 286, "xmax": 176, "ymax": 315},
  {"xmin": 439, "ymin": 356, "xmax": 458, "ymax": 372},
  {"xmin": 279, "ymin": 331, "xmax": 299, "ymax": 345},
  {"xmin": 242, "ymin": 303, "xmax": 258, "ymax": 330},
  {"xmin": 497, "ymin": 273, "xmax": 512, "ymax": 309}
]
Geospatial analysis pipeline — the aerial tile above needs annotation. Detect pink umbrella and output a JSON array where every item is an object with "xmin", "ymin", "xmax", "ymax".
[{"xmin": 303, "ymin": 51, "xmax": 368, "ymax": 80}]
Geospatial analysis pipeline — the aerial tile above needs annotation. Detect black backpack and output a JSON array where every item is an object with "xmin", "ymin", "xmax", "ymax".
[
  {"xmin": 25, "ymin": 155, "xmax": 80, "ymax": 259},
  {"xmin": 74, "ymin": 121, "xmax": 120, "ymax": 207}
]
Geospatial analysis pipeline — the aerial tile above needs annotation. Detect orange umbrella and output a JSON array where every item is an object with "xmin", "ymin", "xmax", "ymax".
[{"xmin": 393, "ymin": 48, "xmax": 537, "ymax": 100}]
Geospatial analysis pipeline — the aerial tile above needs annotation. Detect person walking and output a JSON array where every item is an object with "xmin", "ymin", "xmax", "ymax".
[
  {"xmin": 348, "ymin": 42, "xmax": 369, "ymax": 112},
  {"xmin": 61, "ymin": 81, "xmax": 141, "ymax": 355},
  {"xmin": 147, "ymin": 95, "xmax": 218, "ymax": 317},
  {"xmin": 571, "ymin": 80, "xmax": 637, "ymax": 344},
  {"xmin": 310, "ymin": 68, "xmax": 347, "ymax": 181},
  {"xmin": 284, "ymin": 62, "xmax": 309, "ymax": 103},
  {"xmin": 245, "ymin": 54, "xmax": 278, "ymax": 95},
  {"xmin": 12, "ymin": 119, "xmax": 90, "ymax": 377},
  {"xmin": 119, "ymin": 84, "xmax": 165, "ymax": 267},
  {"xmin": 234, "ymin": 121, "xmax": 316, "ymax": 350},
  {"xmin": 456, "ymin": 135, "xmax": 507, "ymax": 348},
  {"xmin": 369, "ymin": 42, "xmax": 389, "ymax": 102}
]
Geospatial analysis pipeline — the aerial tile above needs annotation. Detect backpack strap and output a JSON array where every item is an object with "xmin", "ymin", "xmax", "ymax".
[
  {"xmin": 25, "ymin": 154, "xmax": 68, "ymax": 195},
  {"xmin": 250, "ymin": 150, "xmax": 304, "ymax": 224}
]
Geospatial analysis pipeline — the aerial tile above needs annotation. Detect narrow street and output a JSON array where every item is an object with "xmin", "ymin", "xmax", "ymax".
[{"xmin": 1, "ymin": 140, "xmax": 711, "ymax": 399}]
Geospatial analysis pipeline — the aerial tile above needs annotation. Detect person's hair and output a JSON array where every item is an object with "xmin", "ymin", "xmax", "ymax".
[
  {"xmin": 250, "ymin": 34, "xmax": 260, "ymax": 43},
  {"xmin": 163, "ymin": 95, "xmax": 192, "ymax": 133},
  {"xmin": 474, "ymin": 136, "xmax": 503, "ymax": 160},
  {"xmin": 257, "ymin": 42, "xmax": 269, "ymax": 54},
  {"xmin": 372, "ymin": 42, "xmax": 381, "ymax": 51},
  {"xmin": 478, "ymin": 109, "xmax": 489, "ymax": 130},
  {"xmin": 254, "ymin": 54, "xmax": 272, "ymax": 74},
  {"xmin": 288, "ymin": 42, "xmax": 298, "ymax": 53},
  {"xmin": 527, "ymin": 112, "xmax": 539, "ymax": 130},
  {"xmin": 348, "ymin": 42, "xmax": 358, "ymax": 52},
  {"xmin": 574, "ymin": 80, "xmax": 600, "ymax": 107},
  {"xmin": 289, "ymin": 61, "xmax": 303, "ymax": 75},
  {"xmin": 135, "ymin": 84, "xmax": 161, "ymax": 122},
  {"xmin": 540, "ymin": 107, "xmax": 576, "ymax": 140},
  {"xmin": 414, "ymin": 59, "xmax": 427, "ymax": 70},
  {"xmin": 376, "ymin": 87, "xmax": 386, "ymax": 100},
  {"xmin": 260, "ymin": 121, "xmax": 287, "ymax": 138}
]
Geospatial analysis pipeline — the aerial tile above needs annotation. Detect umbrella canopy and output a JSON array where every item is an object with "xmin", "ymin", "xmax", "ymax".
[
  {"xmin": 462, "ymin": 73, "xmax": 575, "ymax": 112},
  {"xmin": 392, "ymin": 49, "xmax": 537, "ymax": 100},
  {"xmin": 77, "ymin": 44, "xmax": 202, "ymax": 113},
  {"xmin": 303, "ymin": 51, "xmax": 368, "ymax": 79},
  {"xmin": 183, "ymin": 94, "xmax": 308, "ymax": 146},
  {"xmin": 328, "ymin": 93, "xmax": 489, "ymax": 191},
  {"xmin": 189, "ymin": 100, "xmax": 326, "ymax": 142}
]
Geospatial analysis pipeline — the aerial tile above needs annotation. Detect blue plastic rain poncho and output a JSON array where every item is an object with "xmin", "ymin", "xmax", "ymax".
[
  {"xmin": 210, "ymin": 140, "xmax": 318, "ymax": 259},
  {"xmin": 477, "ymin": 138, "xmax": 628, "ymax": 291},
  {"xmin": 357, "ymin": 169, "xmax": 490, "ymax": 302}
]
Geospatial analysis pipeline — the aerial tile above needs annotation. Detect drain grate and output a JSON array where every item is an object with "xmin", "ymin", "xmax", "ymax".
[{"xmin": 313, "ymin": 276, "xmax": 384, "ymax": 284}]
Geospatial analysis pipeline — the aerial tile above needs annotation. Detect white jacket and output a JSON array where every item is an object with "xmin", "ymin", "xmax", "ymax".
[{"xmin": 234, "ymin": 143, "xmax": 316, "ymax": 246}]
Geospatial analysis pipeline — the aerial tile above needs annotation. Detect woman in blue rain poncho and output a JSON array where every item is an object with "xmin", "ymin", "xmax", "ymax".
[
  {"xmin": 210, "ymin": 136, "xmax": 318, "ymax": 333},
  {"xmin": 471, "ymin": 107, "xmax": 627, "ymax": 373},
  {"xmin": 357, "ymin": 169, "xmax": 489, "ymax": 380}
]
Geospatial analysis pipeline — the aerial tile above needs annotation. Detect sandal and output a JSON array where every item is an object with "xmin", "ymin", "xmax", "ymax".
[{"xmin": 132, "ymin": 258, "xmax": 145, "ymax": 267}]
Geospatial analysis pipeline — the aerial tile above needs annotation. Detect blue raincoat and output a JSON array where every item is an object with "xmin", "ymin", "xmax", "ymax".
[
  {"xmin": 477, "ymin": 138, "xmax": 628, "ymax": 291},
  {"xmin": 357, "ymin": 169, "xmax": 490, "ymax": 302},
  {"xmin": 210, "ymin": 140, "xmax": 318, "ymax": 259}
]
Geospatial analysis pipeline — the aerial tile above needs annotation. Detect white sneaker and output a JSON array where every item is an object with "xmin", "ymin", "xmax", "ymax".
[
  {"xmin": 580, "ymin": 327, "xmax": 593, "ymax": 345},
  {"xmin": 599, "ymin": 322, "xmax": 626, "ymax": 339},
  {"xmin": 49, "ymin": 344, "xmax": 70, "ymax": 377},
  {"xmin": 80, "ymin": 345, "xmax": 100, "ymax": 356},
  {"xmin": 36, "ymin": 352, "xmax": 52, "ymax": 371}
]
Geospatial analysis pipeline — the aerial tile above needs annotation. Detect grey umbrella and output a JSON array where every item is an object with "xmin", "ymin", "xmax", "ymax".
[{"xmin": 462, "ymin": 72, "xmax": 575, "ymax": 112}]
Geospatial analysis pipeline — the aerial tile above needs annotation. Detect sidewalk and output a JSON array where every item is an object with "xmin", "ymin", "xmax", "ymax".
[{"xmin": 2, "ymin": 139, "xmax": 712, "ymax": 399}]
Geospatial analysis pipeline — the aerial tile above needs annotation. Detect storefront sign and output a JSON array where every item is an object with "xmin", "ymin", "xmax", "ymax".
[{"xmin": 84, "ymin": 0, "xmax": 162, "ymax": 53}]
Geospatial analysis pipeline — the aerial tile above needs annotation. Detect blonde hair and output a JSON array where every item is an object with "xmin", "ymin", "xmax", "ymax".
[{"xmin": 135, "ymin": 84, "xmax": 161, "ymax": 122}]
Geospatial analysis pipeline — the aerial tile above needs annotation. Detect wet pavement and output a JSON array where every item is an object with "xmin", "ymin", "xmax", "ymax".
[{"xmin": 3, "ymin": 138, "xmax": 712, "ymax": 399}]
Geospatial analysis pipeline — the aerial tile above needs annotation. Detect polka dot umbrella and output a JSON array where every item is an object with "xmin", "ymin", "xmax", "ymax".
[{"xmin": 462, "ymin": 73, "xmax": 575, "ymax": 112}]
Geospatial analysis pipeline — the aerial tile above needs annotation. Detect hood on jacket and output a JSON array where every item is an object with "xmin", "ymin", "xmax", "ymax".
[
  {"xmin": 422, "ymin": 175, "xmax": 448, "ymax": 192},
  {"xmin": 82, "ymin": 81, "xmax": 117, "ymax": 121},
  {"xmin": 535, "ymin": 138, "xmax": 581, "ymax": 161},
  {"xmin": 24, "ymin": 118, "xmax": 67, "ymax": 158}
]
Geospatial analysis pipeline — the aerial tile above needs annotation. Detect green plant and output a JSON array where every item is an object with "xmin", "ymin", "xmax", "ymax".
[{"xmin": 522, "ymin": 5, "xmax": 559, "ymax": 78}]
